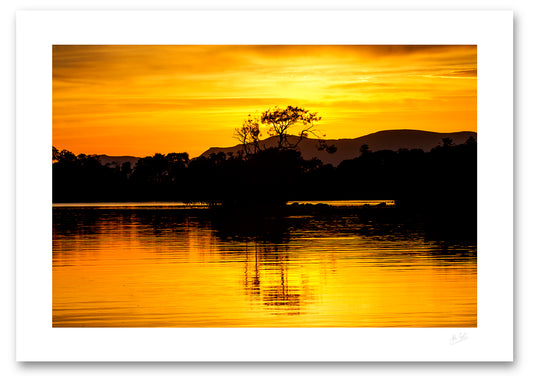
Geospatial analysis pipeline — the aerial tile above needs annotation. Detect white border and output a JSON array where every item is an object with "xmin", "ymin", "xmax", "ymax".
[{"xmin": 16, "ymin": 10, "xmax": 513, "ymax": 361}]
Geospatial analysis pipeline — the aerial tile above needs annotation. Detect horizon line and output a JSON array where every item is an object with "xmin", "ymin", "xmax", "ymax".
[{"xmin": 53, "ymin": 128, "xmax": 478, "ymax": 159}]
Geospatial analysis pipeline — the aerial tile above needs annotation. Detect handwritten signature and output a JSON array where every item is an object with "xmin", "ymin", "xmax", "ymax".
[{"xmin": 450, "ymin": 332, "xmax": 468, "ymax": 345}]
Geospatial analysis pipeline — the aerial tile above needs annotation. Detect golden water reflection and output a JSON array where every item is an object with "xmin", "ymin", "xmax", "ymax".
[{"xmin": 53, "ymin": 208, "xmax": 476, "ymax": 327}]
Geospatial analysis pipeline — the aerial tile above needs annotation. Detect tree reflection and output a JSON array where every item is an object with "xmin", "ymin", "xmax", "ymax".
[
  {"xmin": 241, "ymin": 243, "xmax": 308, "ymax": 315},
  {"xmin": 211, "ymin": 212, "xmax": 291, "ymax": 243},
  {"xmin": 209, "ymin": 212, "xmax": 309, "ymax": 313},
  {"xmin": 53, "ymin": 206, "xmax": 475, "ymax": 320}
]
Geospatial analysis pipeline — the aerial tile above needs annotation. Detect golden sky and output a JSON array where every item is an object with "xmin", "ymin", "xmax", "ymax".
[{"xmin": 53, "ymin": 45, "xmax": 477, "ymax": 157}]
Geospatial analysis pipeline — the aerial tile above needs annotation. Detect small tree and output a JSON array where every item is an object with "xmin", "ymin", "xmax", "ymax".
[
  {"xmin": 465, "ymin": 136, "xmax": 476, "ymax": 146},
  {"xmin": 233, "ymin": 114, "xmax": 261, "ymax": 156},
  {"xmin": 56, "ymin": 149, "xmax": 77, "ymax": 164},
  {"xmin": 317, "ymin": 139, "xmax": 337, "ymax": 154},
  {"xmin": 441, "ymin": 137, "xmax": 454, "ymax": 148},
  {"xmin": 234, "ymin": 106, "xmax": 336, "ymax": 156},
  {"xmin": 52, "ymin": 146, "xmax": 59, "ymax": 161},
  {"xmin": 260, "ymin": 105, "xmax": 321, "ymax": 150}
]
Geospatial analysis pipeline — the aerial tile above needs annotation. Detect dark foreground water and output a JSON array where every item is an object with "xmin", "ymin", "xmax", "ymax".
[{"xmin": 52, "ymin": 203, "xmax": 476, "ymax": 327}]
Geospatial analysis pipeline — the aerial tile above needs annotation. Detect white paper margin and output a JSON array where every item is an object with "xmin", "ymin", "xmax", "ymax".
[{"xmin": 16, "ymin": 10, "xmax": 513, "ymax": 362}]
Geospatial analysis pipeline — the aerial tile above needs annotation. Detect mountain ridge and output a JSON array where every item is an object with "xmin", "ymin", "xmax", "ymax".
[
  {"xmin": 200, "ymin": 129, "xmax": 477, "ymax": 166},
  {"xmin": 91, "ymin": 130, "xmax": 477, "ymax": 168}
]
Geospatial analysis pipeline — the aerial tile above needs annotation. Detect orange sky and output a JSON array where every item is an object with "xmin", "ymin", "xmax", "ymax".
[{"xmin": 53, "ymin": 45, "xmax": 477, "ymax": 157}]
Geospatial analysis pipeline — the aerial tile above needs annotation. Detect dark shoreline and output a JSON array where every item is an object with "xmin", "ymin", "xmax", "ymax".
[{"xmin": 53, "ymin": 201, "xmax": 476, "ymax": 244}]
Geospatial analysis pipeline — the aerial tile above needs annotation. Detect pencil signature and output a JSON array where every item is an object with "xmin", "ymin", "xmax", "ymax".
[{"xmin": 450, "ymin": 332, "xmax": 468, "ymax": 345}]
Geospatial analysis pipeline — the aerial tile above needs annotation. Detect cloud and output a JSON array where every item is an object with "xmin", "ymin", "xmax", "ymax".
[{"xmin": 53, "ymin": 45, "xmax": 477, "ymax": 156}]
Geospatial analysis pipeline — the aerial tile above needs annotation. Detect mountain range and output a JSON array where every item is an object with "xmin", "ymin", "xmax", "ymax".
[
  {"xmin": 200, "ymin": 129, "xmax": 477, "ymax": 166},
  {"xmin": 94, "ymin": 129, "xmax": 476, "ymax": 168}
]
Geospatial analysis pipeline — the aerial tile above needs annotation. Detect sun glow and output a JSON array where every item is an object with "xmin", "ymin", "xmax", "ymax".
[{"xmin": 53, "ymin": 45, "xmax": 477, "ymax": 157}]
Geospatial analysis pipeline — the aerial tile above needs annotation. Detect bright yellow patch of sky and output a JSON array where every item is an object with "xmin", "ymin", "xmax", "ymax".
[{"xmin": 53, "ymin": 45, "xmax": 476, "ymax": 157}]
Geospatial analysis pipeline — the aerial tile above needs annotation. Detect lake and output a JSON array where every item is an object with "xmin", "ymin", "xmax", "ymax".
[{"xmin": 52, "ymin": 202, "xmax": 477, "ymax": 327}]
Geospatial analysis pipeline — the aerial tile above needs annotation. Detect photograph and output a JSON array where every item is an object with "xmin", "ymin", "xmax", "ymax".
[{"xmin": 52, "ymin": 44, "xmax": 477, "ymax": 328}]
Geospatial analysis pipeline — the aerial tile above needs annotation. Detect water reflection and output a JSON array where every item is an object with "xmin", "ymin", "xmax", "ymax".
[
  {"xmin": 231, "ymin": 243, "xmax": 310, "ymax": 315},
  {"xmin": 53, "ymin": 207, "xmax": 476, "ymax": 327}
]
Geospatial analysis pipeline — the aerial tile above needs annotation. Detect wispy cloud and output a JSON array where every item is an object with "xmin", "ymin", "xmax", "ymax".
[{"xmin": 53, "ymin": 45, "xmax": 477, "ymax": 157}]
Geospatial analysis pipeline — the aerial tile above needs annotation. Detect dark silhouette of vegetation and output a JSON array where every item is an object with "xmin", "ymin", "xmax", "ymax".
[
  {"xmin": 233, "ymin": 106, "xmax": 336, "ymax": 155},
  {"xmin": 261, "ymin": 105, "xmax": 321, "ymax": 150},
  {"xmin": 53, "ymin": 138, "xmax": 477, "ymax": 204},
  {"xmin": 234, "ymin": 114, "xmax": 261, "ymax": 156},
  {"xmin": 53, "ymin": 138, "xmax": 476, "ymax": 235},
  {"xmin": 53, "ymin": 114, "xmax": 476, "ymax": 240},
  {"xmin": 53, "ymin": 148, "xmax": 124, "ymax": 202}
]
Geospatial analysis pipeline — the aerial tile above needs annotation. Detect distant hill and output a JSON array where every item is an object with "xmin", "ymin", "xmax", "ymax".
[
  {"xmin": 200, "ymin": 129, "xmax": 477, "ymax": 166},
  {"xmin": 93, "ymin": 155, "xmax": 140, "ymax": 168}
]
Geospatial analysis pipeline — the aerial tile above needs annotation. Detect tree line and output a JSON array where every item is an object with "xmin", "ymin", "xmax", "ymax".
[
  {"xmin": 53, "ymin": 106, "xmax": 476, "ymax": 234},
  {"xmin": 53, "ymin": 136, "xmax": 476, "ymax": 206}
]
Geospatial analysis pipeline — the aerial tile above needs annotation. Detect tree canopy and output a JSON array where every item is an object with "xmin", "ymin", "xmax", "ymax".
[
  {"xmin": 234, "ymin": 105, "xmax": 329, "ymax": 155},
  {"xmin": 261, "ymin": 105, "xmax": 321, "ymax": 149}
]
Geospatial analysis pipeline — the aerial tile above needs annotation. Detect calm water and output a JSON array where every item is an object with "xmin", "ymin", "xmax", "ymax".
[{"xmin": 53, "ymin": 202, "xmax": 476, "ymax": 327}]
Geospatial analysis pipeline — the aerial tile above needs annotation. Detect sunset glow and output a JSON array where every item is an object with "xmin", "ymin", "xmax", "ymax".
[{"xmin": 53, "ymin": 45, "xmax": 477, "ymax": 157}]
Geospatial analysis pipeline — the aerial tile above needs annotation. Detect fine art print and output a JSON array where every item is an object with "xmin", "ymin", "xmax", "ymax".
[
  {"xmin": 16, "ymin": 10, "xmax": 514, "ymax": 362},
  {"xmin": 52, "ymin": 45, "xmax": 477, "ymax": 328}
]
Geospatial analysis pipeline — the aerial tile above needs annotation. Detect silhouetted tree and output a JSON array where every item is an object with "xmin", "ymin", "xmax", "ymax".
[
  {"xmin": 466, "ymin": 136, "xmax": 476, "ymax": 146},
  {"xmin": 317, "ymin": 139, "xmax": 338, "ymax": 154},
  {"xmin": 121, "ymin": 161, "xmax": 132, "ymax": 177},
  {"xmin": 234, "ymin": 106, "xmax": 336, "ymax": 157},
  {"xmin": 56, "ymin": 149, "xmax": 77, "ymax": 164},
  {"xmin": 234, "ymin": 114, "xmax": 261, "ymax": 156},
  {"xmin": 260, "ymin": 105, "xmax": 322, "ymax": 150},
  {"xmin": 441, "ymin": 137, "xmax": 454, "ymax": 148},
  {"xmin": 52, "ymin": 136, "xmax": 477, "ymax": 242}
]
